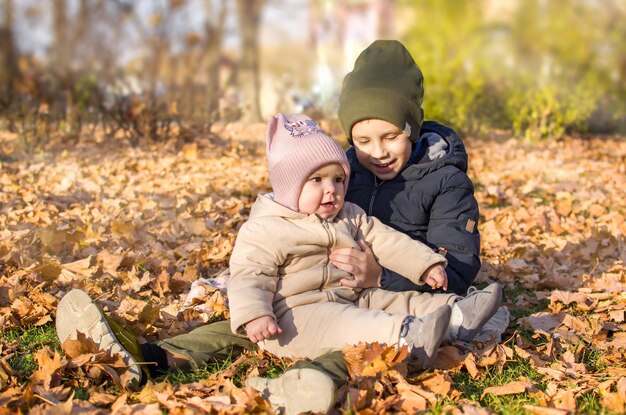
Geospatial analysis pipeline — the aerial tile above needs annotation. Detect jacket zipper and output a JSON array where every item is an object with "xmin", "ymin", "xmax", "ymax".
[
  {"xmin": 320, "ymin": 218, "xmax": 333, "ymax": 289},
  {"xmin": 368, "ymin": 176, "xmax": 384, "ymax": 216}
]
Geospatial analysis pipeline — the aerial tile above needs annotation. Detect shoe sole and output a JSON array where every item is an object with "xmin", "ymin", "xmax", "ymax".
[{"xmin": 56, "ymin": 289, "xmax": 142, "ymax": 385}]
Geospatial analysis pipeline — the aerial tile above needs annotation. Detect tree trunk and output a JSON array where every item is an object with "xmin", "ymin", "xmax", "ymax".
[
  {"xmin": 52, "ymin": 0, "xmax": 69, "ymax": 80},
  {"xmin": 72, "ymin": 0, "xmax": 90, "ymax": 62},
  {"xmin": 235, "ymin": 0, "xmax": 264, "ymax": 123},
  {"xmin": 205, "ymin": 0, "xmax": 227, "ymax": 123},
  {"xmin": 0, "ymin": 0, "xmax": 17, "ymax": 105}
]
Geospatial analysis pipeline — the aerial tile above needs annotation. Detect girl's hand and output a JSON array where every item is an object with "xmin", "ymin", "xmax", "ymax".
[
  {"xmin": 245, "ymin": 316, "xmax": 283, "ymax": 343},
  {"xmin": 331, "ymin": 239, "xmax": 382, "ymax": 288},
  {"xmin": 422, "ymin": 263, "xmax": 448, "ymax": 291}
]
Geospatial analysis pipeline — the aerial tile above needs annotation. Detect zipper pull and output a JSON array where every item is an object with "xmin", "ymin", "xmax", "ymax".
[{"xmin": 368, "ymin": 177, "xmax": 384, "ymax": 215}]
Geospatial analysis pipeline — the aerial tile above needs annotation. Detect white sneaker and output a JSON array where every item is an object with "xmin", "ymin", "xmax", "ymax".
[
  {"xmin": 247, "ymin": 368, "xmax": 336, "ymax": 414},
  {"xmin": 55, "ymin": 289, "xmax": 143, "ymax": 388}
]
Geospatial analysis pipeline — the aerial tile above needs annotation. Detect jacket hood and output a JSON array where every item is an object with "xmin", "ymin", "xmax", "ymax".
[{"xmin": 347, "ymin": 120, "xmax": 468, "ymax": 182}]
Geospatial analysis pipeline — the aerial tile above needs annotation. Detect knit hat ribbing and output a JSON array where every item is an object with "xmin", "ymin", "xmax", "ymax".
[
  {"xmin": 338, "ymin": 40, "xmax": 425, "ymax": 144},
  {"xmin": 266, "ymin": 113, "xmax": 350, "ymax": 212}
]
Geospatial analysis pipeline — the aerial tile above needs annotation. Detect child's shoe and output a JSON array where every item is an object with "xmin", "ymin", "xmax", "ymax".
[
  {"xmin": 403, "ymin": 304, "xmax": 451, "ymax": 368},
  {"xmin": 55, "ymin": 289, "xmax": 144, "ymax": 388},
  {"xmin": 449, "ymin": 282, "xmax": 503, "ymax": 343},
  {"xmin": 247, "ymin": 368, "xmax": 337, "ymax": 415}
]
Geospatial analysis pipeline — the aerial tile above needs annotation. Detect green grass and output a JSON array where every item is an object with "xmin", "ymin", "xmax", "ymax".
[
  {"xmin": 159, "ymin": 353, "xmax": 289, "ymax": 387},
  {"xmin": 1, "ymin": 323, "xmax": 60, "ymax": 381},
  {"xmin": 503, "ymin": 284, "xmax": 548, "ymax": 320},
  {"xmin": 576, "ymin": 391, "xmax": 604, "ymax": 414},
  {"xmin": 579, "ymin": 348, "xmax": 609, "ymax": 373},
  {"xmin": 159, "ymin": 353, "xmax": 238, "ymax": 385},
  {"xmin": 450, "ymin": 356, "xmax": 545, "ymax": 415},
  {"xmin": 74, "ymin": 387, "xmax": 91, "ymax": 401},
  {"xmin": 263, "ymin": 359, "xmax": 289, "ymax": 379}
]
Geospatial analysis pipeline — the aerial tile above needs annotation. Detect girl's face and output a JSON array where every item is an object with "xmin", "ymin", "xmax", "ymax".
[
  {"xmin": 298, "ymin": 163, "xmax": 346, "ymax": 219},
  {"xmin": 352, "ymin": 119, "xmax": 412, "ymax": 180}
]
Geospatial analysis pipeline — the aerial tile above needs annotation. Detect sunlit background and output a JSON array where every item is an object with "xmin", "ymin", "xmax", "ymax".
[{"xmin": 1, "ymin": 0, "xmax": 625, "ymax": 152}]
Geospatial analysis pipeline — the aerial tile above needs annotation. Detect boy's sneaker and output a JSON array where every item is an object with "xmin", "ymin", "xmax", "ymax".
[
  {"xmin": 55, "ymin": 289, "xmax": 144, "ymax": 388},
  {"xmin": 247, "ymin": 368, "xmax": 337, "ymax": 415},
  {"xmin": 449, "ymin": 282, "xmax": 503, "ymax": 343},
  {"xmin": 403, "ymin": 304, "xmax": 451, "ymax": 368}
]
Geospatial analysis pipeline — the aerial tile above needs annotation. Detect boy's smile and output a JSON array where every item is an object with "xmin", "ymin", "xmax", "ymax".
[
  {"xmin": 351, "ymin": 119, "xmax": 412, "ymax": 181},
  {"xmin": 370, "ymin": 159, "xmax": 397, "ymax": 174},
  {"xmin": 298, "ymin": 163, "xmax": 346, "ymax": 219}
]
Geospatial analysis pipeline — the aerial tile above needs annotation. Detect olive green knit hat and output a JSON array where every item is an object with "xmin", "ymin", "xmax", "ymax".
[{"xmin": 338, "ymin": 40, "xmax": 424, "ymax": 144}]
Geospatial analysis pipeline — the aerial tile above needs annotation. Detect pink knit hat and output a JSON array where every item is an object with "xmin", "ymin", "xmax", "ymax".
[{"xmin": 266, "ymin": 113, "xmax": 350, "ymax": 211}]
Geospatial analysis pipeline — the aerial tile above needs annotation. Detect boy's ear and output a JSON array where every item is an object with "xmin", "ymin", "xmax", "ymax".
[{"xmin": 266, "ymin": 114, "xmax": 279, "ymax": 152}]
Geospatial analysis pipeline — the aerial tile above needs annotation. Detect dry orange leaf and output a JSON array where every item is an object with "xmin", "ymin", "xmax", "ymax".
[
  {"xmin": 416, "ymin": 372, "xmax": 453, "ymax": 396},
  {"xmin": 30, "ymin": 348, "xmax": 67, "ymax": 390},
  {"xmin": 523, "ymin": 405, "xmax": 570, "ymax": 415},
  {"xmin": 481, "ymin": 380, "xmax": 535, "ymax": 399}
]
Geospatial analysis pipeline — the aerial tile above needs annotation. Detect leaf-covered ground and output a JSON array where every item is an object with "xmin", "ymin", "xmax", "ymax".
[{"xmin": 0, "ymin": 127, "xmax": 625, "ymax": 414}]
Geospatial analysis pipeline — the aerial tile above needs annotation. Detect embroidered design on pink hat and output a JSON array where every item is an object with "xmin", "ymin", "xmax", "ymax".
[{"xmin": 284, "ymin": 119, "xmax": 322, "ymax": 138}]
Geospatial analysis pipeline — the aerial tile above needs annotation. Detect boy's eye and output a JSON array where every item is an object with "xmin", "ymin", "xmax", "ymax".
[
  {"xmin": 355, "ymin": 139, "xmax": 369, "ymax": 146},
  {"xmin": 385, "ymin": 135, "xmax": 398, "ymax": 141}
]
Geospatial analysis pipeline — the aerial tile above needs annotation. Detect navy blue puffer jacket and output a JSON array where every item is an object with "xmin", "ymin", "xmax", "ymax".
[{"xmin": 345, "ymin": 121, "xmax": 480, "ymax": 295}]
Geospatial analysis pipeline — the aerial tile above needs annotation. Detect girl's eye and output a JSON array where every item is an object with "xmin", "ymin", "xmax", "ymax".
[
  {"xmin": 356, "ymin": 140, "xmax": 369, "ymax": 146},
  {"xmin": 311, "ymin": 177, "xmax": 322, "ymax": 182},
  {"xmin": 335, "ymin": 176, "xmax": 345, "ymax": 183}
]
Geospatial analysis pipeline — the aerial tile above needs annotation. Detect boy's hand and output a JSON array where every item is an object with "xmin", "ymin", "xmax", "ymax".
[
  {"xmin": 422, "ymin": 263, "xmax": 448, "ymax": 291},
  {"xmin": 331, "ymin": 239, "xmax": 382, "ymax": 288},
  {"xmin": 245, "ymin": 316, "xmax": 283, "ymax": 343}
]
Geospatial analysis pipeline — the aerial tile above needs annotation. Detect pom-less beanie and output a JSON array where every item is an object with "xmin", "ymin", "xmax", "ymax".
[
  {"xmin": 338, "ymin": 40, "xmax": 425, "ymax": 144},
  {"xmin": 266, "ymin": 113, "xmax": 350, "ymax": 212}
]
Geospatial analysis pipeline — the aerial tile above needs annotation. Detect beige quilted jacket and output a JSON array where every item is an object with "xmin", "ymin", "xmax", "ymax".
[{"xmin": 228, "ymin": 195, "xmax": 447, "ymax": 333}]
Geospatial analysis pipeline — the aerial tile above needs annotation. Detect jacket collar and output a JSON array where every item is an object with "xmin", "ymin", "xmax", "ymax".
[{"xmin": 251, "ymin": 194, "xmax": 342, "ymax": 223}]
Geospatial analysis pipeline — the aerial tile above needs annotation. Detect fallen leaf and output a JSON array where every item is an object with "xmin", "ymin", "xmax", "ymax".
[
  {"xmin": 523, "ymin": 405, "xmax": 570, "ymax": 415},
  {"xmin": 481, "ymin": 380, "xmax": 535, "ymax": 399},
  {"xmin": 519, "ymin": 312, "xmax": 565, "ymax": 333},
  {"xmin": 30, "ymin": 348, "xmax": 67, "ymax": 390}
]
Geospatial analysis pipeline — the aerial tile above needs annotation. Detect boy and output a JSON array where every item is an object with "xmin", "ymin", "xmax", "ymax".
[{"xmin": 331, "ymin": 39, "xmax": 481, "ymax": 296}]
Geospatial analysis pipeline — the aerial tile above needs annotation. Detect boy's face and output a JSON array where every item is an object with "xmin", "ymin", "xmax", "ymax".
[
  {"xmin": 352, "ymin": 119, "xmax": 412, "ymax": 180},
  {"xmin": 298, "ymin": 163, "xmax": 346, "ymax": 219}
]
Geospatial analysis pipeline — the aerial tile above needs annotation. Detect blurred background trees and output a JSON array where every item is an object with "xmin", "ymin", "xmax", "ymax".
[
  {"xmin": 0, "ymin": 0, "xmax": 624, "ymax": 154},
  {"xmin": 404, "ymin": 0, "xmax": 626, "ymax": 139}
]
